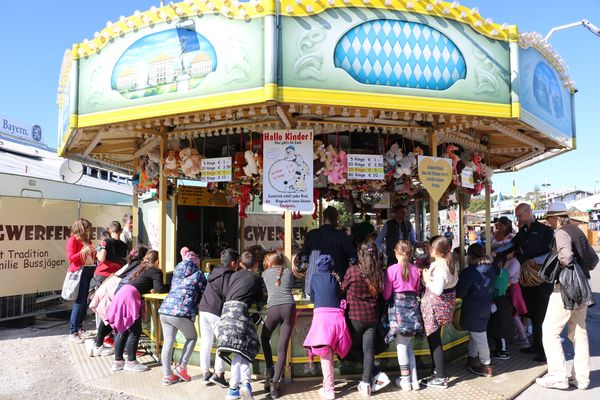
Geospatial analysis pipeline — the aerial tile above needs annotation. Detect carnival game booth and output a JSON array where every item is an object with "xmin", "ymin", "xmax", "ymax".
[{"xmin": 58, "ymin": 0, "xmax": 577, "ymax": 380}]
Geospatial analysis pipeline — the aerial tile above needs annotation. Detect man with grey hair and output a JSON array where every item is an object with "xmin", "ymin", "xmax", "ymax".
[
  {"xmin": 536, "ymin": 202, "xmax": 597, "ymax": 390},
  {"xmin": 513, "ymin": 202, "xmax": 554, "ymax": 362}
]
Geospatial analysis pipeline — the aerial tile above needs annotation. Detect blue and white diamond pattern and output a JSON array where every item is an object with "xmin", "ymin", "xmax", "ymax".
[{"xmin": 334, "ymin": 20, "xmax": 467, "ymax": 90}]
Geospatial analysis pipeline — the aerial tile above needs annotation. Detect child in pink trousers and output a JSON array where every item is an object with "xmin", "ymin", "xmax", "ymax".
[{"xmin": 303, "ymin": 255, "xmax": 352, "ymax": 400}]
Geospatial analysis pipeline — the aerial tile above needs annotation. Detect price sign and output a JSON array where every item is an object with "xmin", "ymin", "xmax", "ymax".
[
  {"xmin": 347, "ymin": 154, "xmax": 384, "ymax": 180},
  {"xmin": 200, "ymin": 157, "xmax": 232, "ymax": 182}
]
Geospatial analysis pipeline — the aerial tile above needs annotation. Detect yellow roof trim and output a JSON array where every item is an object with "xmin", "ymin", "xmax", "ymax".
[{"xmin": 73, "ymin": 1, "xmax": 517, "ymax": 59}]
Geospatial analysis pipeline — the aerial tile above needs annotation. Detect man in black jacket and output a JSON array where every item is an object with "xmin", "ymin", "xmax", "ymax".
[
  {"xmin": 536, "ymin": 203, "xmax": 597, "ymax": 390},
  {"xmin": 513, "ymin": 203, "xmax": 554, "ymax": 362},
  {"xmin": 198, "ymin": 248, "xmax": 238, "ymax": 387}
]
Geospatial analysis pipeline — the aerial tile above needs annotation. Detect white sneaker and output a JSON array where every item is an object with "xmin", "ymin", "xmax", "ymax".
[
  {"xmin": 318, "ymin": 388, "xmax": 335, "ymax": 400},
  {"xmin": 84, "ymin": 339, "xmax": 95, "ymax": 356},
  {"xmin": 535, "ymin": 375, "xmax": 568, "ymax": 390},
  {"xmin": 357, "ymin": 381, "xmax": 371, "ymax": 397},
  {"xmin": 394, "ymin": 377, "xmax": 411, "ymax": 391},
  {"xmin": 371, "ymin": 371, "xmax": 390, "ymax": 392},
  {"xmin": 92, "ymin": 345, "xmax": 114, "ymax": 357},
  {"xmin": 411, "ymin": 380, "xmax": 420, "ymax": 391},
  {"xmin": 569, "ymin": 378, "xmax": 589, "ymax": 390},
  {"xmin": 69, "ymin": 333, "xmax": 84, "ymax": 344},
  {"xmin": 124, "ymin": 360, "xmax": 149, "ymax": 372},
  {"xmin": 111, "ymin": 360, "xmax": 125, "ymax": 372}
]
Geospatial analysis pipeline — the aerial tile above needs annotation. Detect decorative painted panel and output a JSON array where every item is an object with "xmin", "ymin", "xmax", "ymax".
[
  {"xmin": 519, "ymin": 47, "xmax": 574, "ymax": 144},
  {"xmin": 334, "ymin": 20, "xmax": 466, "ymax": 90}
]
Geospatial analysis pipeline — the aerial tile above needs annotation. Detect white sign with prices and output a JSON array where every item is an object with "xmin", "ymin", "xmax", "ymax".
[
  {"xmin": 461, "ymin": 167, "xmax": 475, "ymax": 189},
  {"xmin": 347, "ymin": 154, "xmax": 384, "ymax": 180},
  {"xmin": 262, "ymin": 130, "xmax": 314, "ymax": 212},
  {"xmin": 201, "ymin": 157, "xmax": 232, "ymax": 182}
]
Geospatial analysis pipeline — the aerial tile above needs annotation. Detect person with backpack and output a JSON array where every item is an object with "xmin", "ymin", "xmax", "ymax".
[{"xmin": 536, "ymin": 203, "xmax": 598, "ymax": 390}]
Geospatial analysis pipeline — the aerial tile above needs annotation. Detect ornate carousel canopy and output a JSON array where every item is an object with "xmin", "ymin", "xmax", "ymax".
[{"xmin": 57, "ymin": 0, "xmax": 576, "ymax": 174}]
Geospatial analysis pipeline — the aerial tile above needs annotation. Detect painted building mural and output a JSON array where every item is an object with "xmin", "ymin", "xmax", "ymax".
[{"xmin": 111, "ymin": 25, "xmax": 217, "ymax": 99}]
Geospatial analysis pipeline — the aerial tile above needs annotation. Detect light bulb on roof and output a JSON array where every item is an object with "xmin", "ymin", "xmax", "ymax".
[
  {"xmin": 221, "ymin": 6, "xmax": 230, "ymax": 14},
  {"xmin": 306, "ymin": 4, "xmax": 314, "ymax": 12},
  {"xmin": 119, "ymin": 16, "xmax": 126, "ymax": 22},
  {"xmin": 485, "ymin": 17, "xmax": 493, "ymax": 25},
  {"xmin": 363, "ymin": 0, "xmax": 370, "ymax": 4},
  {"xmin": 286, "ymin": 4, "xmax": 293, "ymax": 11},
  {"xmin": 471, "ymin": 7, "xmax": 479, "ymax": 15},
  {"xmin": 384, "ymin": 0, "xmax": 391, "ymax": 5},
  {"xmin": 474, "ymin": 20, "xmax": 482, "ymax": 27},
  {"xmin": 501, "ymin": 23, "xmax": 509, "ymax": 30},
  {"xmin": 406, "ymin": 1, "xmax": 413, "ymax": 8},
  {"xmin": 77, "ymin": 48, "xmax": 85, "ymax": 55},
  {"xmin": 238, "ymin": 8, "xmax": 247, "ymax": 17},
  {"xmin": 451, "ymin": 1, "xmax": 459, "ymax": 8},
  {"xmin": 106, "ymin": 21, "xmax": 113, "ymax": 27},
  {"xmin": 328, "ymin": 0, "xmax": 335, "ymax": 4},
  {"xmin": 426, "ymin": 4, "xmax": 433, "ymax": 11},
  {"xmin": 442, "ymin": 8, "xmax": 450, "ymax": 14}
]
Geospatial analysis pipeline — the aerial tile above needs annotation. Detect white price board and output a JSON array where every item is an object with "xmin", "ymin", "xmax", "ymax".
[
  {"xmin": 461, "ymin": 167, "xmax": 475, "ymax": 189},
  {"xmin": 347, "ymin": 154, "xmax": 384, "ymax": 180},
  {"xmin": 201, "ymin": 157, "xmax": 232, "ymax": 182}
]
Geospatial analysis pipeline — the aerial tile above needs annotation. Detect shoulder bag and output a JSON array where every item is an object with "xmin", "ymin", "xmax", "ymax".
[{"xmin": 61, "ymin": 268, "xmax": 83, "ymax": 301}]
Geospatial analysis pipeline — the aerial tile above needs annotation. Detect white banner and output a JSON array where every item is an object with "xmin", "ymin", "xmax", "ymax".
[
  {"xmin": 0, "ymin": 114, "xmax": 42, "ymax": 143},
  {"xmin": 0, "ymin": 197, "xmax": 129, "ymax": 296},
  {"xmin": 262, "ymin": 130, "xmax": 314, "ymax": 212},
  {"xmin": 242, "ymin": 213, "xmax": 317, "ymax": 250},
  {"xmin": 200, "ymin": 157, "xmax": 232, "ymax": 182},
  {"xmin": 347, "ymin": 154, "xmax": 384, "ymax": 180}
]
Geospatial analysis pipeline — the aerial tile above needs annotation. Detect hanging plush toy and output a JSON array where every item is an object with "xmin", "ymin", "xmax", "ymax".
[
  {"xmin": 179, "ymin": 148, "xmax": 203, "ymax": 178},
  {"xmin": 243, "ymin": 149, "xmax": 258, "ymax": 177},
  {"xmin": 238, "ymin": 184, "xmax": 252, "ymax": 218},
  {"xmin": 233, "ymin": 151, "xmax": 247, "ymax": 179},
  {"xmin": 313, "ymin": 140, "xmax": 326, "ymax": 175},
  {"xmin": 163, "ymin": 150, "xmax": 180, "ymax": 177},
  {"xmin": 445, "ymin": 144, "xmax": 460, "ymax": 186}
]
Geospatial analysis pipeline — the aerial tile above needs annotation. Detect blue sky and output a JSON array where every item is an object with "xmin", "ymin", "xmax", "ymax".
[{"xmin": 0, "ymin": 1, "xmax": 598, "ymax": 195}]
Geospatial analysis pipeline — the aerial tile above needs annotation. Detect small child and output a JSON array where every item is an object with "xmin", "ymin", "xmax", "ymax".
[
  {"xmin": 216, "ymin": 251, "xmax": 265, "ymax": 400},
  {"xmin": 505, "ymin": 250, "xmax": 529, "ymax": 346},
  {"xmin": 488, "ymin": 253, "xmax": 515, "ymax": 360},
  {"xmin": 303, "ymin": 255, "xmax": 352, "ymax": 400},
  {"xmin": 383, "ymin": 241, "xmax": 423, "ymax": 391},
  {"xmin": 159, "ymin": 247, "xmax": 207, "ymax": 385},
  {"xmin": 261, "ymin": 251, "xmax": 297, "ymax": 399},
  {"xmin": 456, "ymin": 244, "xmax": 496, "ymax": 378}
]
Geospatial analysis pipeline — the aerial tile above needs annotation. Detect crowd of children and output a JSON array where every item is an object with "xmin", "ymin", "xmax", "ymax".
[{"xmin": 66, "ymin": 215, "xmax": 532, "ymax": 399}]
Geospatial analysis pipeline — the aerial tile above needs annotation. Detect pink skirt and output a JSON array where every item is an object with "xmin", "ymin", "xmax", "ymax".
[
  {"xmin": 507, "ymin": 283, "xmax": 527, "ymax": 316},
  {"xmin": 420, "ymin": 288, "xmax": 456, "ymax": 336}
]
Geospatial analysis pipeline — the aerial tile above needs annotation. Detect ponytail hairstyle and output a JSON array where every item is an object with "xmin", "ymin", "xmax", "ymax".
[
  {"xmin": 430, "ymin": 236, "xmax": 455, "ymax": 275},
  {"xmin": 394, "ymin": 240, "xmax": 413, "ymax": 282},
  {"xmin": 263, "ymin": 251, "xmax": 285, "ymax": 286},
  {"xmin": 127, "ymin": 245, "xmax": 149, "ymax": 264},
  {"xmin": 129, "ymin": 250, "xmax": 159, "ymax": 280},
  {"xmin": 357, "ymin": 241, "xmax": 384, "ymax": 298}
]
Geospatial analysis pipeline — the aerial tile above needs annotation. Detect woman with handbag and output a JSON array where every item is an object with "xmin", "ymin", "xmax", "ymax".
[
  {"xmin": 341, "ymin": 242, "xmax": 390, "ymax": 397},
  {"xmin": 65, "ymin": 218, "xmax": 96, "ymax": 343}
]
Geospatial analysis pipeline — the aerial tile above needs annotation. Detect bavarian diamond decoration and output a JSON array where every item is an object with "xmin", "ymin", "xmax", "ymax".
[{"xmin": 334, "ymin": 20, "xmax": 467, "ymax": 90}]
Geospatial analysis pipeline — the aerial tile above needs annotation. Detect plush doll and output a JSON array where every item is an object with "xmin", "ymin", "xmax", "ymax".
[
  {"xmin": 337, "ymin": 149, "xmax": 348, "ymax": 176},
  {"xmin": 324, "ymin": 144, "xmax": 337, "ymax": 171},
  {"xmin": 385, "ymin": 143, "xmax": 402, "ymax": 167},
  {"xmin": 163, "ymin": 150, "xmax": 180, "ymax": 177},
  {"xmin": 394, "ymin": 153, "xmax": 413, "ymax": 179},
  {"xmin": 179, "ymin": 148, "xmax": 203, "ymax": 178},
  {"xmin": 233, "ymin": 151, "xmax": 247, "ymax": 179},
  {"xmin": 313, "ymin": 140, "xmax": 326, "ymax": 175},
  {"xmin": 394, "ymin": 176, "xmax": 414, "ymax": 197},
  {"xmin": 324, "ymin": 160, "xmax": 346, "ymax": 185},
  {"xmin": 148, "ymin": 147, "xmax": 161, "ymax": 165},
  {"xmin": 242, "ymin": 149, "xmax": 258, "ymax": 177},
  {"xmin": 445, "ymin": 144, "xmax": 460, "ymax": 186},
  {"xmin": 238, "ymin": 184, "xmax": 252, "ymax": 218}
]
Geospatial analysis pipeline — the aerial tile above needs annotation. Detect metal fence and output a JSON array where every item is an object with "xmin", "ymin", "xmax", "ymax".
[{"xmin": 0, "ymin": 291, "xmax": 67, "ymax": 322}]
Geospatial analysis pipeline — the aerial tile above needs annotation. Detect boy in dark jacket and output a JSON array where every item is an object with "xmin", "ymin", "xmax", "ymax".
[
  {"xmin": 198, "ymin": 248, "xmax": 239, "ymax": 387},
  {"xmin": 456, "ymin": 244, "xmax": 496, "ymax": 378}
]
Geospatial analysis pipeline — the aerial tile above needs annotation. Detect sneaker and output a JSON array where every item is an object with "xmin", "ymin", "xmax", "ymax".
[
  {"xmin": 568, "ymin": 378, "xmax": 589, "ymax": 390},
  {"xmin": 210, "ymin": 372, "xmax": 228, "ymax": 388},
  {"xmin": 162, "ymin": 374, "xmax": 180, "ymax": 386},
  {"xmin": 78, "ymin": 328, "xmax": 94, "ymax": 339},
  {"xmin": 124, "ymin": 360, "xmax": 149, "ymax": 372},
  {"xmin": 318, "ymin": 388, "xmax": 335, "ymax": 400},
  {"xmin": 226, "ymin": 387, "xmax": 241, "ymax": 400},
  {"xmin": 69, "ymin": 332, "xmax": 84, "ymax": 344},
  {"xmin": 535, "ymin": 375, "xmax": 568, "ymax": 390},
  {"xmin": 491, "ymin": 350, "xmax": 511, "ymax": 360},
  {"xmin": 201, "ymin": 372, "xmax": 212, "ymax": 385},
  {"xmin": 470, "ymin": 363, "xmax": 493, "ymax": 377},
  {"xmin": 357, "ymin": 381, "xmax": 371, "ymax": 397},
  {"xmin": 371, "ymin": 371, "xmax": 390, "ymax": 393},
  {"xmin": 92, "ymin": 344, "xmax": 114, "ymax": 357},
  {"xmin": 423, "ymin": 376, "xmax": 448, "ymax": 389},
  {"xmin": 411, "ymin": 380, "xmax": 420, "ymax": 391},
  {"xmin": 103, "ymin": 336, "xmax": 115, "ymax": 347},
  {"xmin": 173, "ymin": 365, "xmax": 192, "ymax": 382},
  {"xmin": 111, "ymin": 360, "xmax": 125, "ymax": 372},
  {"xmin": 240, "ymin": 381, "xmax": 254, "ymax": 400},
  {"xmin": 269, "ymin": 380, "xmax": 280, "ymax": 399},
  {"xmin": 84, "ymin": 339, "xmax": 95, "ymax": 356},
  {"xmin": 395, "ymin": 377, "xmax": 411, "ymax": 391}
]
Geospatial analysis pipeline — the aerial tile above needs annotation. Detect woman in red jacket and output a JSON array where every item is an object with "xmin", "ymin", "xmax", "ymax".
[{"xmin": 66, "ymin": 218, "xmax": 96, "ymax": 343}]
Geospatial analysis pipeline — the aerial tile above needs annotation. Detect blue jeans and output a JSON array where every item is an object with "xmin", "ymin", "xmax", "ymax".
[{"xmin": 69, "ymin": 266, "xmax": 95, "ymax": 334}]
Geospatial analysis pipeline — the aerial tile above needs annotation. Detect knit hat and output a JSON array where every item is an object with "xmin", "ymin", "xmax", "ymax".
[
  {"xmin": 467, "ymin": 243, "xmax": 486, "ymax": 259},
  {"xmin": 317, "ymin": 254, "xmax": 334, "ymax": 272},
  {"xmin": 180, "ymin": 247, "xmax": 200, "ymax": 266}
]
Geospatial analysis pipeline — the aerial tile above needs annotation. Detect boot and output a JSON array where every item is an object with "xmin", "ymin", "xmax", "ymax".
[
  {"xmin": 269, "ymin": 380, "xmax": 280, "ymax": 399},
  {"xmin": 470, "ymin": 363, "xmax": 493, "ymax": 377},
  {"xmin": 466, "ymin": 356, "xmax": 478, "ymax": 370}
]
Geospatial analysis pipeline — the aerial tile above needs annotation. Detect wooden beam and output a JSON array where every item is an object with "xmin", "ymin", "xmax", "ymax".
[
  {"xmin": 159, "ymin": 135, "xmax": 168, "ymax": 284},
  {"xmin": 83, "ymin": 129, "xmax": 106, "ymax": 156}
]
